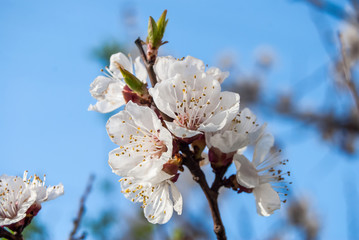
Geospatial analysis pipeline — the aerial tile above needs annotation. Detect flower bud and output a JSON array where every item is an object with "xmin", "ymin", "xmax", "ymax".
[
  {"xmin": 208, "ymin": 147, "xmax": 235, "ymax": 168},
  {"xmin": 146, "ymin": 10, "xmax": 168, "ymax": 63},
  {"xmin": 116, "ymin": 63, "xmax": 148, "ymax": 95}
]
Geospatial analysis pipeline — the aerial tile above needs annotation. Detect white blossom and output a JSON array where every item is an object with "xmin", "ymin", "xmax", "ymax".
[
  {"xmin": 107, "ymin": 101, "xmax": 173, "ymax": 182},
  {"xmin": 206, "ymin": 108, "xmax": 266, "ymax": 155},
  {"xmin": 89, "ymin": 52, "xmax": 147, "ymax": 113},
  {"xmin": 150, "ymin": 60, "xmax": 239, "ymax": 139},
  {"xmin": 0, "ymin": 171, "xmax": 64, "ymax": 227},
  {"xmin": 154, "ymin": 56, "xmax": 229, "ymax": 83},
  {"xmin": 119, "ymin": 175, "xmax": 182, "ymax": 224},
  {"xmin": 234, "ymin": 133, "xmax": 289, "ymax": 216}
]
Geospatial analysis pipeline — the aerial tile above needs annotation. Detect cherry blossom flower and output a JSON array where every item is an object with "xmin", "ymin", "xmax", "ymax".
[
  {"xmin": 233, "ymin": 133, "xmax": 289, "ymax": 216},
  {"xmin": 119, "ymin": 175, "xmax": 182, "ymax": 224},
  {"xmin": 154, "ymin": 56, "xmax": 229, "ymax": 83},
  {"xmin": 0, "ymin": 171, "xmax": 64, "ymax": 229},
  {"xmin": 89, "ymin": 52, "xmax": 147, "ymax": 113},
  {"xmin": 149, "ymin": 62, "xmax": 239, "ymax": 140},
  {"xmin": 206, "ymin": 108, "xmax": 266, "ymax": 166},
  {"xmin": 107, "ymin": 101, "xmax": 173, "ymax": 182}
]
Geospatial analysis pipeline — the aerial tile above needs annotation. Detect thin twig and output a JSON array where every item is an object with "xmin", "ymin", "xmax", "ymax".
[
  {"xmin": 69, "ymin": 175, "xmax": 95, "ymax": 240},
  {"xmin": 211, "ymin": 165, "xmax": 230, "ymax": 193},
  {"xmin": 135, "ymin": 38, "xmax": 158, "ymax": 87},
  {"xmin": 134, "ymin": 37, "xmax": 172, "ymax": 122},
  {"xmin": 338, "ymin": 32, "xmax": 359, "ymax": 113},
  {"xmin": 181, "ymin": 144, "xmax": 227, "ymax": 240},
  {"xmin": 134, "ymin": 35, "xmax": 227, "ymax": 239}
]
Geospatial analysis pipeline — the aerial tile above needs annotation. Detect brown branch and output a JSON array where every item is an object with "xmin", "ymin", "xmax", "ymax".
[
  {"xmin": 135, "ymin": 38, "xmax": 158, "ymax": 88},
  {"xmin": 338, "ymin": 33, "xmax": 359, "ymax": 113},
  {"xmin": 211, "ymin": 165, "xmax": 230, "ymax": 193},
  {"xmin": 69, "ymin": 174, "xmax": 95, "ymax": 240},
  {"xmin": 134, "ymin": 37, "xmax": 172, "ymax": 122},
  {"xmin": 180, "ymin": 144, "xmax": 227, "ymax": 240}
]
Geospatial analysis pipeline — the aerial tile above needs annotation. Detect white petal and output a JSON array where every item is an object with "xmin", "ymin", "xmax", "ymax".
[
  {"xmin": 144, "ymin": 182, "xmax": 174, "ymax": 224},
  {"xmin": 106, "ymin": 109, "xmax": 138, "ymax": 144},
  {"xmin": 206, "ymin": 67, "xmax": 229, "ymax": 83},
  {"xmin": 34, "ymin": 186, "xmax": 47, "ymax": 202},
  {"xmin": 44, "ymin": 183, "xmax": 64, "ymax": 202},
  {"xmin": 253, "ymin": 183, "xmax": 281, "ymax": 216},
  {"xmin": 168, "ymin": 181, "xmax": 183, "ymax": 215},
  {"xmin": 127, "ymin": 157, "xmax": 167, "ymax": 182},
  {"xmin": 200, "ymin": 91, "xmax": 240, "ymax": 132},
  {"xmin": 126, "ymin": 101, "xmax": 165, "ymax": 136},
  {"xmin": 89, "ymin": 76, "xmax": 113, "ymax": 99},
  {"xmin": 134, "ymin": 56, "xmax": 148, "ymax": 83},
  {"xmin": 109, "ymin": 52, "xmax": 133, "ymax": 77},
  {"xmin": 108, "ymin": 148, "xmax": 145, "ymax": 176},
  {"xmin": 234, "ymin": 108, "xmax": 266, "ymax": 145},
  {"xmin": 233, "ymin": 154, "xmax": 259, "ymax": 188},
  {"xmin": 205, "ymin": 131, "xmax": 249, "ymax": 154},
  {"xmin": 253, "ymin": 133, "xmax": 274, "ymax": 167},
  {"xmin": 120, "ymin": 177, "xmax": 151, "ymax": 203},
  {"xmin": 165, "ymin": 121, "xmax": 202, "ymax": 139},
  {"xmin": 148, "ymin": 79, "xmax": 179, "ymax": 119},
  {"xmin": 89, "ymin": 76, "xmax": 126, "ymax": 113},
  {"xmin": 154, "ymin": 56, "xmax": 177, "ymax": 82},
  {"xmin": 107, "ymin": 102, "xmax": 172, "ymax": 180},
  {"xmin": 167, "ymin": 56, "xmax": 205, "ymax": 80},
  {"xmin": 88, "ymin": 99, "xmax": 124, "ymax": 113}
]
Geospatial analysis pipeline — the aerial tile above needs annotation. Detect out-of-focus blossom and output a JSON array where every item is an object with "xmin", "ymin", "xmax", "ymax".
[{"xmin": 0, "ymin": 171, "xmax": 63, "ymax": 229}]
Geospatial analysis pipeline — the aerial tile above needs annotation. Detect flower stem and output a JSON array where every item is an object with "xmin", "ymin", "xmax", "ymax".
[
  {"xmin": 181, "ymin": 144, "xmax": 227, "ymax": 240},
  {"xmin": 134, "ymin": 37, "xmax": 158, "ymax": 88},
  {"xmin": 134, "ymin": 37, "xmax": 172, "ymax": 122}
]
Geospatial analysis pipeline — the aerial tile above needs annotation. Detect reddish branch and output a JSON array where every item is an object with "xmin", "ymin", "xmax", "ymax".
[
  {"xmin": 69, "ymin": 175, "xmax": 95, "ymax": 240},
  {"xmin": 211, "ymin": 165, "xmax": 230, "ymax": 193},
  {"xmin": 135, "ymin": 36, "xmax": 228, "ymax": 238},
  {"xmin": 134, "ymin": 37, "xmax": 172, "ymax": 123},
  {"xmin": 180, "ymin": 144, "xmax": 227, "ymax": 240},
  {"xmin": 135, "ymin": 38, "xmax": 158, "ymax": 88}
]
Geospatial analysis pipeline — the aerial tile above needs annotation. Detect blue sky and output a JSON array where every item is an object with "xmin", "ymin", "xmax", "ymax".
[{"xmin": 1, "ymin": 0, "xmax": 358, "ymax": 239}]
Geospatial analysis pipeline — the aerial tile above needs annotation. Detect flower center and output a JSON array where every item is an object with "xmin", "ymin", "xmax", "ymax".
[
  {"xmin": 149, "ymin": 134, "xmax": 168, "ymax": 158},
  {"xmin": 174, "ymin": 113, "xmax": 201, "ymax": 130}
]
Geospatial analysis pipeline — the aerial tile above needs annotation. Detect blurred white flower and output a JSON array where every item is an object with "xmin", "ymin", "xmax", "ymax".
[
  {"xmin": 150, "ymin": 57, "xmax": 239, "ymax": 140},
  {"xmin": 107, "ymin": 101, "xmax": 173, "ymax": 182},
  {"xmin": 234, "ymin": 133, "xmax": 289, "ymax": 216},
  {"xmin": 88, "ymin": 52, "xmax": 147, "ymax": 113},
  {"xmin": 154, "ymin": 55, "xmax": 229, "ymax": 83},
  {"xmin": 0, "ymin": 171, "xmax": 64, "ymax": 228},
  {"xmin": 120, "ymin": 175, "xmax": 182, "ymax": 224}
]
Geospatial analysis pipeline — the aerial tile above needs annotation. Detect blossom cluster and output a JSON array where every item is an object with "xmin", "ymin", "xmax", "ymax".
[
  {"xmin": 89, "ymin": 52, "xmax": 290, "ymax": 223},
  {"xmin": 0, "ymin": 171, "xmax": 63, "ymax": 232}
]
